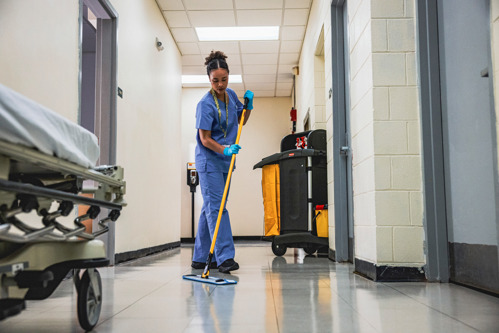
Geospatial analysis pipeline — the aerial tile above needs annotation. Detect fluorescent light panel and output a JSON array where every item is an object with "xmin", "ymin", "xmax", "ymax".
[
  {"xmin": 196, "ymin": 26, "xmax": 279, "ymax": 41},
  {"xmin": 182, "ymin": 75, "xmax": 242, "ymax": 84}
]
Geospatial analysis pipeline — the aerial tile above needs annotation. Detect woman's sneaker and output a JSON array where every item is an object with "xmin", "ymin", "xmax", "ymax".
[
  {"xmin": 218, "ymin": 259, "xmax": 239, "ymax": 273},
  {"xmin": 191, "ymin": 261, "xmax": 217, "ymax": 269}
]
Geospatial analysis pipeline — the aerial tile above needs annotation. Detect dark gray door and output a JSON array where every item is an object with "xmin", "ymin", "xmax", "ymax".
[{"xmin": 438, "ymin": 0, "xmax": 499, "ymax": 293}]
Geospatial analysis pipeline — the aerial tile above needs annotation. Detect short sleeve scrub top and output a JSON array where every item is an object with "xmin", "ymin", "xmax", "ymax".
[{"xmin": 193, "ymin": 88, "xmax": 243, "ymax": 266}]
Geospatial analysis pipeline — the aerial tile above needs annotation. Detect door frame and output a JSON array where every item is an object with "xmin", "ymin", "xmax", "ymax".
[
  {"xmin": 416, "ymin": 0, "xmax": 450, "ymax": 282},
  {"xmin": 331, "ymin": 0, "xmax": 353, "ymax": 262},
  {"xmin": 79, "ymin": 0, "xmax": 118, "ymax": 264}
]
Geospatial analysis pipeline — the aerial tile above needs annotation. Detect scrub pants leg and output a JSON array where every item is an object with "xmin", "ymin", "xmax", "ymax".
[{"xmin": 193, "ymin": 171, "xmax": 235, "ymax": 266}]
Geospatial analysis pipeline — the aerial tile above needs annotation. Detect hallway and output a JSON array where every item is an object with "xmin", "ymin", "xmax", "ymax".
[{"xmin": 1, "ymin": 242, "xmax": 498, "ymax": 333}]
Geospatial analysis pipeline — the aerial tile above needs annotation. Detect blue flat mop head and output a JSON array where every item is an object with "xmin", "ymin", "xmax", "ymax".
[{"xmin": 183, "ymin": 274, "xmax": 237, "ymax": 285}]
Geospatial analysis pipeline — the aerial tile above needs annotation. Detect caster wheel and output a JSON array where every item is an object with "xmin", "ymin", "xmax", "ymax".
[
  {"xmin": 304, "ymin": 245, "xmax": 317, "ymax": 255},
  {"xmin": 272, "ymin": 241, "xmax": 287, "ymax": 256},
  {"xmin": 77, "ymin": 269, "xmax": 102, "ymax": 331}
]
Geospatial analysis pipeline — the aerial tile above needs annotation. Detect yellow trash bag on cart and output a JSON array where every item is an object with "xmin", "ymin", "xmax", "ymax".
[{"xmin": 262, "ymin": 164, "xmax": 280, "ymax": 236}]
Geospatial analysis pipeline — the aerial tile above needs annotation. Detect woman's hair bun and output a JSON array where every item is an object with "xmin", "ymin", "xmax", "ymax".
[{"xmin": 204, "ymin": 50, "xmax": 228, "ymax": 66}]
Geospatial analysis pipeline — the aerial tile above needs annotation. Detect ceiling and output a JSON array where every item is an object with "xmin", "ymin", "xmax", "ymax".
[{"xmin": 155, "ymin": 0, "xmax": 312, "ymax": 97}]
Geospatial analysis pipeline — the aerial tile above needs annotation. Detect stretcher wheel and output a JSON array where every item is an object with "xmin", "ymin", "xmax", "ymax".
[
  {"xmin": 271, "ymin": 240, "xmax": 287, "ymax": 256},
  {"xmin": 77, "ymin": 269, "xmax": 102, "ymax": 331}
]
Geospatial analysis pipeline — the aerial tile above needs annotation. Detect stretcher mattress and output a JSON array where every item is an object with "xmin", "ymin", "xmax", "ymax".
[{"xmin": 0, "ymin": 83, "xmax": 99, "ymax": 168}]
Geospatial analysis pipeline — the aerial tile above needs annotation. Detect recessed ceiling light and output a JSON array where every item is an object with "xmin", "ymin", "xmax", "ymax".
[
  {"xmin": 182, "ymin": 75, "xmax": 243, "ymax": 85},
  {"xmin": 195, "ymin": 26, "xmax": 279, "ymax": 41}
]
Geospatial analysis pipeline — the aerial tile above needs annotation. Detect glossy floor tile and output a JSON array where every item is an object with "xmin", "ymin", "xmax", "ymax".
[{"xmin": 1, "ymin": 242, "xmax": 498, "ymax": 332}]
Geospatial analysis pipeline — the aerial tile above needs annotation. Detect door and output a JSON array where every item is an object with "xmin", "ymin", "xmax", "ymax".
[
  {"xmin": 80, "ymin": 0, "xmax": 118, "ymax": 264},
  {"xmin": 438, "ymin": 0, "xmax": 499, "ymax": 293},
  {"xmin": 331, "ymin": 0, "xmax": 353, "ymax": 262}
]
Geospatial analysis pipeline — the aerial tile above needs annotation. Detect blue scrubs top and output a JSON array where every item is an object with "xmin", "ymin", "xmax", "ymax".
[{"xmin": 195, "ymin": 88, "xmax": 243, "ymax": 173}]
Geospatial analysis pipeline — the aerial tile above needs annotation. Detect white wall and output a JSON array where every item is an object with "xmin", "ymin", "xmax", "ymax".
[
  {"xmin": 0, "ymin": 0, "xmax": 80, "ymax": 122},
  {"xmin": 181, "ymin": 89, "xmax": 292, "ymax": 237},
  {"xmin": 111, "ymin": 0, "xmax": 182, "ymax": 253},
  {"xmin": 0, "ymin": 0, "xmax": 183, "ymax": 254}
]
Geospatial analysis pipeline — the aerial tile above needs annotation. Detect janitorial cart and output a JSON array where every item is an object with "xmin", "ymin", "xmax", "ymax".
[{"xmin": 254, "ymin": 129, "xmax": 328, "ymax": 256}]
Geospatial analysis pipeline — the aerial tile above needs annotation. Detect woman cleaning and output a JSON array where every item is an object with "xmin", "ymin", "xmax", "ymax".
[{"xmin": 192, "ymin": 50, "xmax": 254, "ymax": 273}]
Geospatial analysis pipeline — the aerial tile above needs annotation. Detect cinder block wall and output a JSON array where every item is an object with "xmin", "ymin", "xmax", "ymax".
[{"xmin": 353, "ymin": 0, "xmax": 424, "ymax": 268}]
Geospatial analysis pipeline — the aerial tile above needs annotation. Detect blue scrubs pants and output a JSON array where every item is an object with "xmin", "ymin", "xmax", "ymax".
[{"xmin": 193, "ymin": 171, "xmax": 235, "ymax": 266}]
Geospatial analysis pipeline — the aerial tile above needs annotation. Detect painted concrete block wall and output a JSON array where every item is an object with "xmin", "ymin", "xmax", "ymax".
[
  {"xmin": 348, "ymin": 0, "xmax": 377, "ymax": 263},
  {"xmin": 295, "ymin": 0, "xmax": 334, "ymax": 249},
  {"xmin": 370, "ymin": 0, "xmax": 424, "ymax": 265},
  {"xmin": 180, "ymin": 90, "xmax": 292, "ymax": 238}
]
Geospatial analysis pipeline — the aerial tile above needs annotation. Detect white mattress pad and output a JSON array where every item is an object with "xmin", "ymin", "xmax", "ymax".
[{"xmin": 0, "ymin": 83, "xmax": 100, "ymax": 168}]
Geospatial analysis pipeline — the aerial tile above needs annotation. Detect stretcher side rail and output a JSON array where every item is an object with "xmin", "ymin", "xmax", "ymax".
[{"xmin": 0, "ymin": 140, "xmax": 125, "ymax": 243}]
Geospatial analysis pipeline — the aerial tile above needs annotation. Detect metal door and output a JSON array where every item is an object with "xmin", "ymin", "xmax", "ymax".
[{"xmin": 438, "ymin": 0, "xmax": 499, "ymax": 292}]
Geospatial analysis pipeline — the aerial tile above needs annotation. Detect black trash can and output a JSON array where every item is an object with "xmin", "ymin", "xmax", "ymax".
[{"xmin": 254, "ymin": 130, "xmax": 328, "ymax": 256}]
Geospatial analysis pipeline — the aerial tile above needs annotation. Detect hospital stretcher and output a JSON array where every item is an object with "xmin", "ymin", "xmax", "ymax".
[{"xmin": 0, "ymin": 84, "xmax": 126, "ymax": 331}]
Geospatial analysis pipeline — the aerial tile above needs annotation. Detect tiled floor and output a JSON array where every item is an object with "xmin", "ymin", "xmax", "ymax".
[{"xmin": 1, "ymin": 242, "xmax": 499, "ymax": 333}]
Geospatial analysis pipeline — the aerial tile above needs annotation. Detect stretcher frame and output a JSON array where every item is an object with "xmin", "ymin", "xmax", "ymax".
[{"xmin": 0, "ymin": 139, "xmax": 126, "ymax": 331}]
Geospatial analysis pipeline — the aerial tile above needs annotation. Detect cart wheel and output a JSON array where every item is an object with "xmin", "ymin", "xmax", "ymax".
[
  {"xmin": 271, "ymin": 241, "xmax": 287, "ymax": 256},
  {"xmin": 304, "ymin": 245, "xmax": 317, "ymax": 255},
  {"xmin": 77, "ymin": 269, "xmax": 102, "ymax": 332}
]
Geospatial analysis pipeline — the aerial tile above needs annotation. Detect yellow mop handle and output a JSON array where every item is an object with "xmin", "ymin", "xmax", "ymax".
[{"xmin": 202, "ymin": 107, "xmax": 247, "ymax": 278}]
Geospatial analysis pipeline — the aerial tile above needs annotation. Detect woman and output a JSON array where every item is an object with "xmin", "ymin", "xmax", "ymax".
[{"xmin": 192, "ymin": 50, "xmax": 254, "ymax": 273}]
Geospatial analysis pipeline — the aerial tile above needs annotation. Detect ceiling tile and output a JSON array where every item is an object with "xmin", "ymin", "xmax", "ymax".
[
  {"xmin": 243, "ymin": 64, "xmax": 277, "ymax": 74},
  {"xmin": 278, "ymin": 65, "xmax": 296, "ymax": 75},
  {"xmin": 244, "ymin": 74, "xmax": 277, "ymax": 83},
  {"xmin": 170, "ymin": 28, "xmax": 198, "ymax": 42},
  {"xmin": 285, "ymin": 0, "xmax": 311, "ymax": 9},
  {"xmin": 283, "ymin": 8, "xmax": 309, "ymax": 26},
  {"xmin": 281, "ymin": 26, "xmax": 305, "ymax": 40},
  {"xmin": 228, "ymin": 65, "xmax": 243, "ymax": 74},
  {"xmin": 235, "ymin": 0, "xmax": 283, "ymax": 10},
  {"xmin": 236, "ymin": 10, "xmax": 282, "ymax": 26},
  {"xmin": 280, "ymin": 40, "xmax": 302, "ymax": 53},
  {"xmin": 189, "ymin": 11, "xmax": 236, "ymax": 27},
  {"xmin": 242, "ymin": 53, "xmax": 278, "ymax": 65},
  {"xmin": 163, "ymin": 11, "xmax": 190, "ymax": 28},
  {"xmin": 240, "ymin": 41, "xmax": 280, "ymax": 54},
  {"xmin": 182, "ymin": 66, "xmax": 206, "ymax": 75},
  {"xmin": 156, "ymin": 0, "xmax": 184, "ymax": 10},
  {"xmin": 276, "ymin": 89, "xmax": 292, "ymax": 97},
  {"xmin": 198, "ymin": 42, "xmax": 240, "ymax": 55},
  {"xmin": 183, "ymin": 0, "xmax": 233, "ymax": 10},
  {"xmin": 277, "ymin": 73, "xmax": 294, "ymax": 82},
  {"xmin": 182, "ymin": 54, "xmax": 206, "ymax": 66},
  {"xmin": 177, "ymin": 42, "xmax": 201, "ymax": 55},
  {"xmin": 279, "ymin": 53, "xmax": 299, "ymax": 65}
]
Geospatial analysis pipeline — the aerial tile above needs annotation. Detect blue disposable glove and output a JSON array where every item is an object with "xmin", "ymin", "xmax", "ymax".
[
  {"xmin": 223, "ymin": 144, "xmax": 241, "ymax": 156},
  {"xmin": 243, "ymin": 90, "xmax": 254, "ymax": 110}
]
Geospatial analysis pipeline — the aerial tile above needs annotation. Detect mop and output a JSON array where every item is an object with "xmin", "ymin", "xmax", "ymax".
[{"xmin": 183, "ymin": 98, "xmax": 249, "ymax": 286}]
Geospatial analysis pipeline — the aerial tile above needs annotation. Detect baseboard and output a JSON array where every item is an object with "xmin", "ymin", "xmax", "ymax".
[
  {"xmin": 181, "ymin": 236, "xmax": 264, "ymax": 244},
  {"xmin": 354, "ymin": 258, "xmax": 426, "ymax": 282},
  {"xmin": 115, "ymin": 241, "xmax": 181, "ymax": 265}
]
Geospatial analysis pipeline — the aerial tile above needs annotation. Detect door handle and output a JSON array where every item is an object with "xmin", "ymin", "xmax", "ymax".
[
  {"xmin": 340, "ymin": 146, "xmax": 350, "ymax": 156},
  {"xmin": 481, "ymin": 67, "xmax": 489, "ymax": 78}
]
